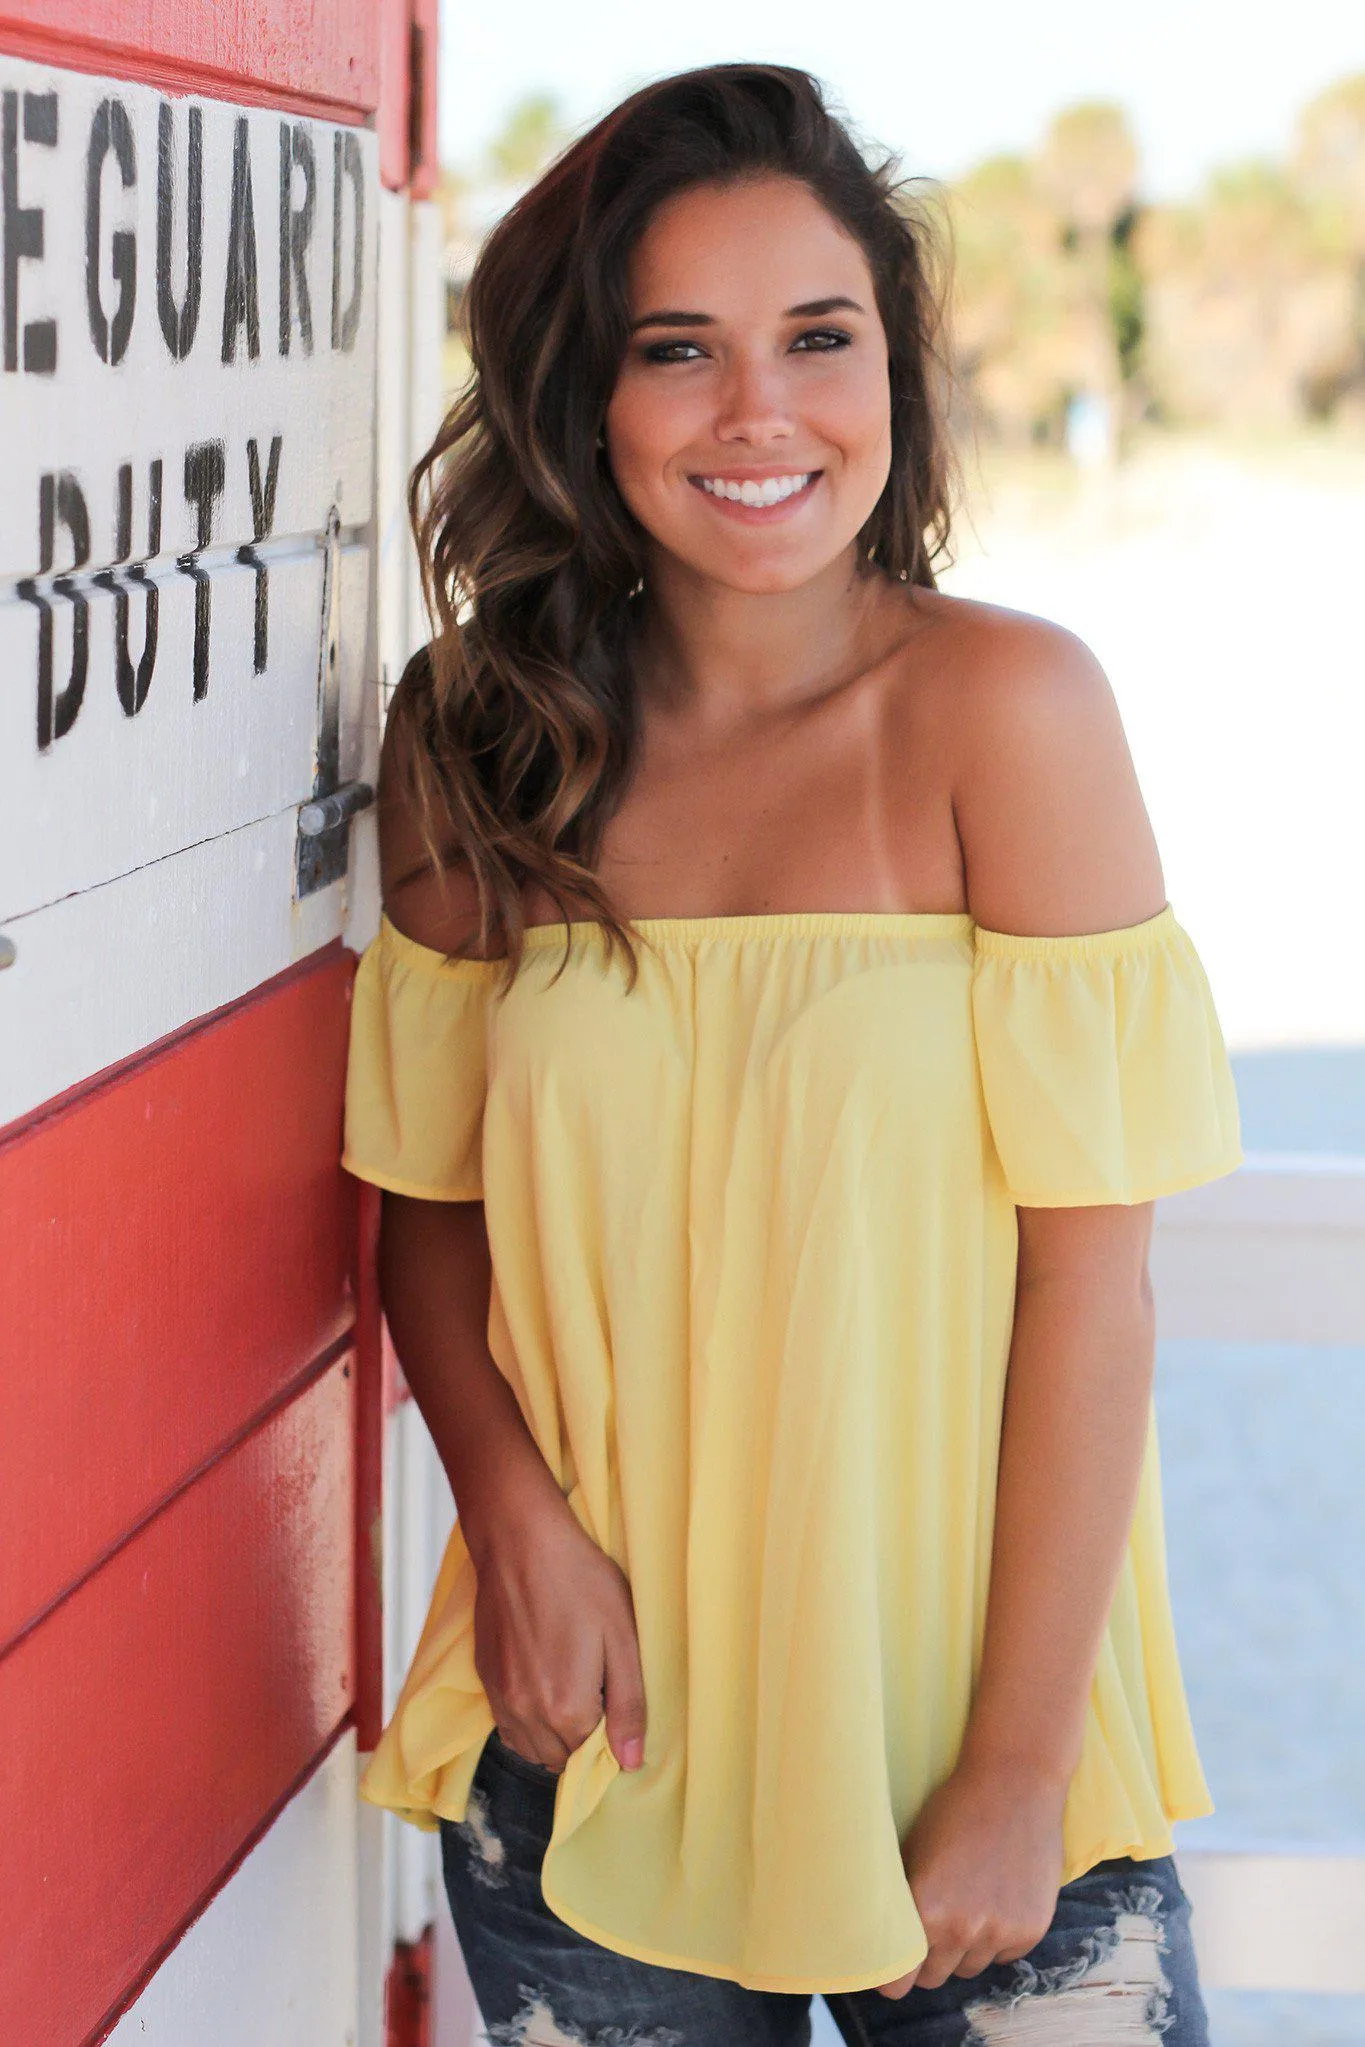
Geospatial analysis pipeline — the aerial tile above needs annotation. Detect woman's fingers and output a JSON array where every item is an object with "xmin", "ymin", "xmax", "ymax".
[
  {"xmin": 909, "ymin": 1926, "xmax": 972, "ymax": 1991},
  {"xmin": 600, "ymin": 1592, "xmax": 648, "ymax": 1769}
]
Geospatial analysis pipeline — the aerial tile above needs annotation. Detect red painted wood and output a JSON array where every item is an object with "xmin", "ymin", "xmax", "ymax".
[
  {"xmin": 409, "ymin": 0, "xmax": 439, "ymax": 201},
  {"xmin": 0, "ymin": 1, "xmax": 378, "ymax": 122},
  {"xmin": 378, "ymin": 0, "xmax": 438, "ymax": 194},
  {"xmin": 0, "ymin": 1358, "xmax": 356, "ymax": 2047},
  {"xmin": 354, "ymin": 1179, "xmax": 386, "ymax": 1750},
  {"xmin": 0, "ymin": 949, "xmax": 358, "ymax": 1652},
  {"xmin": 386, "ymin": 1929, "xmax": 434, "ymax": 2047},
  {"xmin": 378, "ymin": 0, "xmax": 411, "ymax": 193}
]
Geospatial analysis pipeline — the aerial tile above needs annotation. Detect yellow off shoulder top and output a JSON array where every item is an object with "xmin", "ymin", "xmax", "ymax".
[{"xmin": 341, "ymin": 903, "xmax": 1242, "ymax": 1995}]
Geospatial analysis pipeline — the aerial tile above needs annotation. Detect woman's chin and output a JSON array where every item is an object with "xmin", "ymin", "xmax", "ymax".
[{"xmin": 668, "ymin": 539, "xmax": 857, "ymax": 598}]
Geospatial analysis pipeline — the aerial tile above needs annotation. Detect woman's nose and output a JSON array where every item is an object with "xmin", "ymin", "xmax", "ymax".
[{"xmin": 712, "ymin": 353, "xmax": 796, "ymax": 443}]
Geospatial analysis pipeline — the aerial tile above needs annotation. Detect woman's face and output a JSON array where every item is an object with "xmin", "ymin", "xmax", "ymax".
[{"xmin": 605, "ymin": 175, "xmax": 893, "ymax": 595}]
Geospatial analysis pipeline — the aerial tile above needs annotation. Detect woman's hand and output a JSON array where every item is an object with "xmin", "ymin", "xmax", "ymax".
[
  {"xmin": 468, "ymin": 1474, "xmax": 648, "ymax": 1778},
  {"xmin": 875, "ymin": 1759, "xmax": 1067, "ymax": 1998}
]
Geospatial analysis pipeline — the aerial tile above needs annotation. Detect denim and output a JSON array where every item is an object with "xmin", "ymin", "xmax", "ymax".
[{"xmin": 440, "ymin": 1730, "xmax": 1210, "ymax": 2046}]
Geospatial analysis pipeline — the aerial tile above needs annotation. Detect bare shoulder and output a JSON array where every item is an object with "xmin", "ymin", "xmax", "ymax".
[
  {"xmin": 901, "ymin": 589, "xmax": 1166, "ymax": 937},
  {"xmin": 900, "ymin": 587, "xmax": 1109, "ymax": 729},
  {"xmin": 376, "ymin": 649, "xmax": 495, "ymax": 957}
]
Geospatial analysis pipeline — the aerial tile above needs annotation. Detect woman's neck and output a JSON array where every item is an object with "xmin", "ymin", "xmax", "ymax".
[{"xmin": 631, "ymin": 544, "xmax": 894, "ymax": 732}]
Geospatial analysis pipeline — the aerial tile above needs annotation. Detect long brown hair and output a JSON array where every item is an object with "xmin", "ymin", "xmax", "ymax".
[{"xmin": 393, "ymin": 62, "xmax": 958, "ymax": 988}]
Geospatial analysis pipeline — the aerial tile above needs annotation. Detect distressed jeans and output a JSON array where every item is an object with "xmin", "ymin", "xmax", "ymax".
[{"xmin": 439, "ymin": 1730, "xmax": 1211, "ymax": 2046}]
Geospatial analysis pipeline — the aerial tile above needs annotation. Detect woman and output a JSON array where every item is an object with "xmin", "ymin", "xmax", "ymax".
[{"xmin": 342, "ymin": 63, "xmax": 1241, "ymax": 2046}]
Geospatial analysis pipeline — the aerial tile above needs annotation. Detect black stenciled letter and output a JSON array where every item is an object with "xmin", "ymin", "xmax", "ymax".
[
  {"xmin": 278, "ymin": 124, "xmax": 315, "ymax": 356},
  {"xmin": 239, "ymin": 433, "xmax": 281, "ymax": 673},
  {"xmin": 180, "ymin": 440, "xmax": 226, "ymax": 701},
  {"xmin": 222, "ymin": 117, "xmax": 260, "ymax": 364},
  {"xmin": 2, "ymin": 89, "xmax": 58, "ymax": 374},
  {"xmin": 330, "ymin": 129, "xmax": 364, "ymax": 352},
  {"xmin": 20, "ymin": 473, "xmax": 91, "ymax": 748},
  {"xmin": 86, "ymin": 98, "xmax": 137, "ymax": 365},
  {"xmin": 95, "ymin": 460, "xmax": 163, "ymax": 716},
  {"xmin": 156, "ymin": 101, "xmax": 202, "ymax": 360}
]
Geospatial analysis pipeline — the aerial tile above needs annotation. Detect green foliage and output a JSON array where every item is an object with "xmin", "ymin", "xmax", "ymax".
[
  {"xmin": 946, "ymin": 81, "xmax": 1364, "ymax": 440},
  {"xmin": 484, "ymin": 93, "xmax": 568, "ymax": 185}
]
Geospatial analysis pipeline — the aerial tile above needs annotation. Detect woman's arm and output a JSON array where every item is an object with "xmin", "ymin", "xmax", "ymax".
[
  {"xmin": 877, "ymin": 612, "xmax": 1168, "ymax": 1998},
  {"xmin": 371, "ymin": 703, "xmax": 648, "ymax": 1775}
]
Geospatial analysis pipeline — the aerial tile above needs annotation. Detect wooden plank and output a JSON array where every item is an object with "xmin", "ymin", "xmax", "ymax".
[
  {"xmin": 0, "ymin": 57, "xmax": 379, "ymax": 947},
  {"xmin": 0, "ymin": 1357, "xmax": 356, "ymax": 2047},
  {"xmin": 0, "ymin": 5, "xmax": 378, "ymax": 122},
  {"xmin": 0, "ymin": 809, "xmax": 347, "ymax": 1127},
  {"xmin": 354, "ymin": 1181, "xmax": 386, "ymax": 1751},
  {"xmin": 0, "ymin": 59, "xmax": 376, "ymax": 577},
  {"xmin": 1153, "ymin": 1155, "xmax": 1365, "ymax": 1346},
  {"xmin": 0, "ymin": 949, "xmax": 356, "ymax": 1649},
  {"xmin": 377, "ymin": 0, "xmax": 438, "ymax": 196},
  {"xmin": 1, "ymin": 541, "xmax": 371, "ymax": 922},
  {"xmin": 104, "ymin": 1734, "xmax": 362, "ymax": 2047}
]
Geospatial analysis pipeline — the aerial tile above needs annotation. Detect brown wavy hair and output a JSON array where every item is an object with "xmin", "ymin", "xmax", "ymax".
[{"xmin": 391, "ymin": 61, "xmax": 958, "ymax": 989}]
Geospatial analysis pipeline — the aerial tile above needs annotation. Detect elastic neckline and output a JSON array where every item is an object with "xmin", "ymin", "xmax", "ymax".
[
  {"xmin": 520, "ymin": 909, "xmax": 976, "ymax": 947},
  {"xmin": 377, "ymin": 902, "xmax": 1178, "ymax": 963},
  {"xmin": 972, "ymin": 903, "xmax": 1175, "ymax": 961}
]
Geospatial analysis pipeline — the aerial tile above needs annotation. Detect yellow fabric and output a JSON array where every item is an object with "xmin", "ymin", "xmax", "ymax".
[{"xmin": 342, "ymin": 902, "xmax": 1242, "ymax": 1994}]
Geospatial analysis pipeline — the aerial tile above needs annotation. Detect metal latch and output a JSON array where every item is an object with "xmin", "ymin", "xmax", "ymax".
[
  {"xmin": 296, "ymin": 505, "xmax": 373, "ymax": 897},
  {"xmin": 299, "ymin": 780, "xmax": 373, "ymax": 840}
]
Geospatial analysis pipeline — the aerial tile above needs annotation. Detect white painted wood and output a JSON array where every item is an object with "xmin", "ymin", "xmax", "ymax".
[
  {"xmin": 1179, "ymin": 1850, "xmax": 1365, "ymax": 1993},
  {"xmin": 354, "ymin": 1791, "xmax": 391, "ymax": 2047},
  {"xmin": 389, "ymin": 1397, "xmax": 457, "ymax": 1949},
  {"xmin": 0, "ymin": 54, "xmax": 381, "ymax": 1110},
  {"xmin": 1, "ymin": 540, "xmax": 371, "ymax": 921},
  {"xmin": 1153, "ymin": 1154, "xmax": 1365, "ymax": 1346},
  {"xmin": 106, "ymin": 1733, "xmax": 362, "ymax": 2047},
  {"xmin": 0, "ymin": 807, "xmax": 346, "ymax": 1125},
  {"xmin": 406, "ymin": 197, "xmax": 445, "ymax": 659},
  {"xmin": 1, "ymin": 58, "xmax": 376, "ymax": 570},
  {"xmin": 376, "ymin": 186, "xmax": 414, "ymax": 710}
]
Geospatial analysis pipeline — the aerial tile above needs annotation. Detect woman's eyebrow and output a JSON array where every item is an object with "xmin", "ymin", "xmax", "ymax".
[
  {"xmin": 787, "ymin": 296, "xmax": 865, "ymax": 318},
  {"xmin": 630, "ymin": 309, "xmax": 714, "ymax": 331},
  {"xmin": 629, "ymin": 294, "xmax": 866, "ymax": 332}
]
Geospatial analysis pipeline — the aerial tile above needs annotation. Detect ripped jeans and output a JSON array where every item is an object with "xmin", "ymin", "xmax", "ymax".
[{"xmin": 440, "ymin": 1730, "xmax": 1210, "ymax": 2046}]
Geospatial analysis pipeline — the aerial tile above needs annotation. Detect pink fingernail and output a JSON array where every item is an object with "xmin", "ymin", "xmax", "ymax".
[{"xmin": 621, "ymin": 1737, "xmax": 644, "ymax": 1769}]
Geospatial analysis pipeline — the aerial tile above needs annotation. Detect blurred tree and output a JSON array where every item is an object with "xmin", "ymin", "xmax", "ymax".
[
  {"xmin": 484, "ymin": 92, "xmax": 569, "ymax": 185},
  {"xmin": 1292, "ymin": 73, "xmax": 1365, "ymax": 414},
  {"xmin": 1035, "ymin": 103, "xmax": 1142, "ymax": 458},
  {"xmin": 1036, "ymin": 101, "xmax": 1140, "ymax": 240},
  {"xmin": 1136, "ymin": 161, "xmax": 1355, "ymax": 428},
  {"xmin": 948, "ymin": 154, "xmax": 1077, "ymax": 445}
]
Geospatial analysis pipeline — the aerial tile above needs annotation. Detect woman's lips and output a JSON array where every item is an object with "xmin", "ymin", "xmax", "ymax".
[{"xmin": 686, "ymin": 471, "xmax": 823, "ymax": 523}]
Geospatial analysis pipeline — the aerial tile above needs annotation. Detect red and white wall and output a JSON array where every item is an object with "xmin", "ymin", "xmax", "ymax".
[{"xmin": 0, "ymin": 3, "xmax": 472, "ymax": 2041}]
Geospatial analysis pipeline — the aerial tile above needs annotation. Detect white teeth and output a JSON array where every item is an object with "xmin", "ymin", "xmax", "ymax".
[{"xmin": 699, "ymin": 473, "xmax": 812, "ymax": 506}]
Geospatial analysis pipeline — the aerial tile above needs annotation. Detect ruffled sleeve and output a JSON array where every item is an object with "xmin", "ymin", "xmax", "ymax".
[
  {"xmin": 342, "ymin": 912, "xmax": 498, "ymax": 1201},
  {"xmin": 971, "ymin": 904, "xmax": 1242, "ymax": 1206}
]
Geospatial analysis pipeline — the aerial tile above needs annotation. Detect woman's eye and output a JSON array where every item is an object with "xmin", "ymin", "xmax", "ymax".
[
  {"xmin": 641, "ymin": 339, "xmax": 707, "ymax": 364},
  {"xmin": 792, "ymin": 328, "xmax": 853, "ymax": 353}
]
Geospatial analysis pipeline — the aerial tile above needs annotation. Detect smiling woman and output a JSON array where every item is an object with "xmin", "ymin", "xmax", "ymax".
[
  {"xmin": 342, "ymin": 60, "xmax": 1240, "ymax": 2047},
  {"xmin": 608, "ymin": 183, "xmax": 893, "ymax": 572},
  {"xmin": 388, "ymin": 64, "xmax": 954, "ymax": 980}
]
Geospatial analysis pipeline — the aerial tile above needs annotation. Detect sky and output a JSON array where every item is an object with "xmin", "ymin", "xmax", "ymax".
[{"xmin": 438, "ymin": 0, "xmax": 1364, "ymax": 201}]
